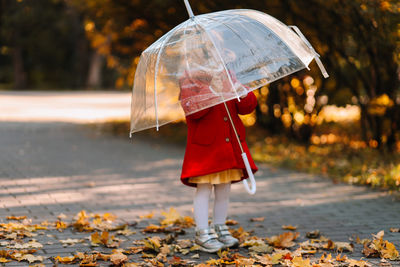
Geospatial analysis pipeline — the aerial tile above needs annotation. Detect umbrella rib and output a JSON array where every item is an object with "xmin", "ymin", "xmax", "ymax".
[
  {"xmin": 153, "ymin": 25, "xmax": 182, "ymax": 130},
  {"xmin": 192, "ymin": 16, "xmax": 241, "ymax": 101},
  {"xmin": 205, "ymin": 16, "xmax": 261, "ymax": 81}
]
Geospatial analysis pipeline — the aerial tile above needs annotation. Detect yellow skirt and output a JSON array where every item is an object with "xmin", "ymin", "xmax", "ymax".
[{"xmin": 188, "ymin": 169, "xmax": 243, "ymax": 184}]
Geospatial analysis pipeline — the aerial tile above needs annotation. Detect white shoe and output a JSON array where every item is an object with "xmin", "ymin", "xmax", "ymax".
[
  {"xmin": 195, "ymin": 228, "xmax": 225, "ymax": 253},
  {"xmin": 214, "ymin": 224, "xmax": 239, "ymax": 248}
]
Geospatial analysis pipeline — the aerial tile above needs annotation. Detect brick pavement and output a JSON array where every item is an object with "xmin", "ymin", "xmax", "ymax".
[{"xmin": 0, "ymin": 121, "xmax": 400, "ymax": 266}]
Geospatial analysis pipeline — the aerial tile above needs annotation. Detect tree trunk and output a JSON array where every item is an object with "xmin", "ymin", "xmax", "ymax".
[
  {"xmin": 86, "ymin": 51, "xmax": 103, "ymax": 88},
  {"xmin": 12, "ymin": 46, "xmax": 27, "ymax": 89}
]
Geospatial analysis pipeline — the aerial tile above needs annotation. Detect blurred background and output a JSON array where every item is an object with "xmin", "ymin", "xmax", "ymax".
[{"xmin": 0, "ymin": 0, "xmax": 399, "ymax": 189}]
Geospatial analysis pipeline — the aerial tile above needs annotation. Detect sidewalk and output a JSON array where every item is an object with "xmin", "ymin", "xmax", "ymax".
[{"xmin": 0, "ymin": 91, "xmax": 399, "ymax": 266}]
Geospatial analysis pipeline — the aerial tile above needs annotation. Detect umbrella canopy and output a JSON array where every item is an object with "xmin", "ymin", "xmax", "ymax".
[{"xmin": 130, "ymin": 7, "xmax": 327, "ymax": 135}]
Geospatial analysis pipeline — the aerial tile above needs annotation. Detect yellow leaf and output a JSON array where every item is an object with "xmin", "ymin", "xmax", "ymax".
[
  {"xmin": 292, "ymin": 256, "xmax": 312, "ymax": 267},
  {"xmin": 103, "ymin": 213, "xmax": 117, "ymax": 222},
  {"xmin": 271, "ymin": 252, "xmax": 284, "ymax": 264},
  {"xmin": 7, "ymin": 216, "xmax": 27, "ymax": 220},
  {"xmin": 282, "ymin": 224, "xmax": 298, "ymax": 230},
  {"xmin": 54, "ymin": 255, "xmax": 76, "ymax": 264},
  {"xmin": 0, "ymin": 257, "xmax": 10, "ymax": 263},
  {"xmin": 139, "ymin": 211, "xmax": 155, "ymax": 219},
  {"xmin": 90, "ymin": 232, "xmax": 101, "ymax": 246},
  {"xmin": 144, "ymin": 236, "xmax": 161, "ymax": 252},
  {"xmin": 55, "ymin": 221, "xmax": 68, "ymax": 230},
  {"xmin": 381, "ymin": 240, "xmax": 399, "ymax": 260},
  {"xmin": 160, "ymin": 208, "xmax": 181, "ymax": 226}
]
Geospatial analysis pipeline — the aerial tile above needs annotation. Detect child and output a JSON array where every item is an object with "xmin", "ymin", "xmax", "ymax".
[{"xmin": 179, "ymin": 69, "xmax": 258, "ymax": 252}]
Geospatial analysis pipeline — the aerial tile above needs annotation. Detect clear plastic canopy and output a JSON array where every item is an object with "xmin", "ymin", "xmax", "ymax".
[{"xmin": 130, "ymin": 9, "xmax": 326, "ymax": 135}]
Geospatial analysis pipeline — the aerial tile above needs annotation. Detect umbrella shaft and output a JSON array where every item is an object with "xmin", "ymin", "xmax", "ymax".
[{"xmin": 223, "ymin": 102, "xmax": 244, "ymax": 154}]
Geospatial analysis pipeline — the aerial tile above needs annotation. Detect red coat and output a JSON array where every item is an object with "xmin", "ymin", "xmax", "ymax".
[{"xmin": 179, "ymin": 72, "xmax": 258, "ymax": 187}]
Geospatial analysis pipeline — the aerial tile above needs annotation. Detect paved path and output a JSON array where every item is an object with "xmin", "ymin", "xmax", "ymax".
[{"xmin": 0, "ymin": 91, "xmax": 399, "ymax": 266}]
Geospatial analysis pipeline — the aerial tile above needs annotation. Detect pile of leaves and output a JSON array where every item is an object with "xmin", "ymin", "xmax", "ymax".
[
  {"xmin": 1, "ymin": 209, "xmax": 400, "ymax": 266},
  {"xmin": 251, "ymin": 136, "xmax": 400, "ymax": 191}
]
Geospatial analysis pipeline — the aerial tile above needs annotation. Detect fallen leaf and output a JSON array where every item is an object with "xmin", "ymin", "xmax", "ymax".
[
  {"xmin": 160, "ymin": 208, "xmax": 181, "ymax": 226},
  {"xmin": 306, "ymin": 230, "xmax": 320, "ymax": 239},
  {"xmin": 334, "ymin": 241, "xmax": 354, "ymax": 252},
  {"xmin": 19, "ymin": 254, "xmax": 44, "ymax": 263},
  {"xmin": 6, "ymin": 216, "xmax": 27, "ymax": 220},
  {"xmin": 267, "ymin": 232, "xmax": 300, "ymax": 248},
  {"xmin": 390, "ymin": 228, "xmax": 400, "ymax": 233},
  {"xmin": 54, "ymin": 255, "xmax": 76, "ymax": 264},
  {"xmin": 225, "ymin": 219, "xmax": 238, "ymax": 225},
  {"xmin": 59, "ymin": 238, "xmax": 83, "ymax": 246},
  {"xmin": 373, "ymin": 230, "xmax": 385, "ymax": 240},
  {"xmin": 381, "ymin": 240, "xmax": 399, "ymax": 260},
  {"xmin": 139, "ymin": 211, "xmax": 155, "ymax": 219},
  {"xmin": 282, "ymin": 225, "xmax": 298, "ymax": 230},
  {"xmin": 250, "ymin": 217, "xmax": 264, "ymax": 222},
  {"xmin": 363, "ymin": 243, "xmax": 380, "ymax": 258},
  {"xmin": 292, "ymin": 255, "xmax": 312, "ymax": 267},
  {"xmin": 347, "ymin": 258, "xmax": 371, "ymax": 267},
  {"xmin": 110, "ymin": 251, "xmax": 128, "ymax": 265},
  {"xmin": 0, "ymin": 257, "xmax": 10, "ymax": 263},
  {"xmin": 336, "ymin": 253, "xmax": 348, "ymax": 262}
]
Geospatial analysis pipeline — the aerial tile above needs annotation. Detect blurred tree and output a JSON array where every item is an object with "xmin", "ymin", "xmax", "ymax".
[
  {"xmin": 279, "ymin": 0, "xmax": 400, "ymax": 149},
  {"xmin": 0, "ymin": 0, "xmax": 92, "ymax": 88}
]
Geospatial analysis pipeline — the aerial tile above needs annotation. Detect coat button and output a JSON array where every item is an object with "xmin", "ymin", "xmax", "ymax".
[
  {"xmin": 223, "ymin": 116, "xmax": 228, "ymax": 121},
  {"xmin": 225, "ymin": 137, "xmax": 230, "ymax": 142}
]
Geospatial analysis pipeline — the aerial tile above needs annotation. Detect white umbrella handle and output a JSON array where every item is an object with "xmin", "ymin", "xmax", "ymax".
[{"xmin": 241, "ymin": 152, "xmax": 256, "ymax": 194}]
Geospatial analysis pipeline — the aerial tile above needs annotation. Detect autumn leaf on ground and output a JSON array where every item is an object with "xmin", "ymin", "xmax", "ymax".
[
  {"xmin": 0, "ymin": 257, "xmax": 11, "ymax": 263},
  {"xmin": 333, "ymin": 241, "xmax": 354, "ymax": 252},
  {"xmin": 8, "ymin": 240, "xmax": 43, "ymax": 249},
  {"xmin": 267, "ymin": 232, "xmax": 300, "ymax": 248},
  {"xmin": 347, "ymin": 258, "xmax": 371, "ymax": 267},
  {"xmin": 142, "ymin": 224, "xmax": 167, "ymax": 233},
  {"xmin": 59, "ymin": 238, "xmax": 84, "ymax": 246},
  {"xmin": 362, "ymin": 243, "xmax": 380, "ymax": 258},
  {"xmin": 168, "ymin": 256, "xmax": 189, "ymax": 266},
  {"xmin": 390, "ymin": 228, "xmax": 400, "ymax": 233},
  {"xmin": 143, "ymin": 236, "xmax": 162, "ymax": 253},
  {"xmin": 139, "ymin": 211, "xmax": 155, "ymax": 219},
  {"xmin": 225, "ymin": 219, "xmax": 238, "ymax": 225},
  {"xmin": 54, "ymin": 255, "xmax": 77, "ymax": 264},
  {"xmin": 6, "ymin": 216, "xmax": 27, "ymax": 220},
  {"xmin": 381, "ymin": 240, "xmax": 400, "ymax": 260},
  {"xmin": 102, "ymin": 212, "xmax": 117, "ymax": 222},
  {"xmin": 282, "ymin": 225, "xmax": 298, "ymax": 230},
  {"xmin": 115, "ymin": 226, "xmax": 136, "ymax": 236},
  {"xmin": 176, "ymin": 239, "xmax": 192, "ymax": 249},
  {"xmin": 73, "ymin": 210, "xmax": 93, "ymax": 232},
  {"xmin": 55, "ymin": 220, "xmax": 68, "ymax": 231},
  {"xmin": 250, "ymin": 217, "xmax": 264, "ymax": 222},
  {"xmin": 110, "ymin": 250, "xmax": 128, "ymax": 265},
  {"xmin": 291, "ymin": 255, "xmax": 312, "ymax": 267},
  {"xmin": 19, "ymin": 254, "xmax": 44, "ymax": 263},
  {"xmin": 230, "ymin": 227, "xmax": 252, "ymax": 243},
  {"xmin": 306, "ymin": 230, "xmax": 320, "ymax": 239},
  {"xmin": 160, "ymin": 208, "xmax": 181, "ymax": 226},
  {"xmin": 336, "ymin": 253, "xmax": 348, "ymax": 262}
]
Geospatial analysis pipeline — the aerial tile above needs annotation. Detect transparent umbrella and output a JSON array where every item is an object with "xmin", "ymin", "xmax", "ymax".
[{"xmin": 130, "ymin": 0, "xmax": 329, "ymax": 194}]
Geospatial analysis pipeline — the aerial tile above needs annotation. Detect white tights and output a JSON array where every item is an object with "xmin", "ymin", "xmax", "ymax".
[{"xmin": 193, "ymin": 183, "xmax": 231, "ymax": 230}]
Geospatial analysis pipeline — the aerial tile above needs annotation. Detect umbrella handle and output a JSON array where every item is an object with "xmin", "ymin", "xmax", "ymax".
[{"xmin": 241, "ymin": 152, "xmax": 256, "ymax": 195}]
